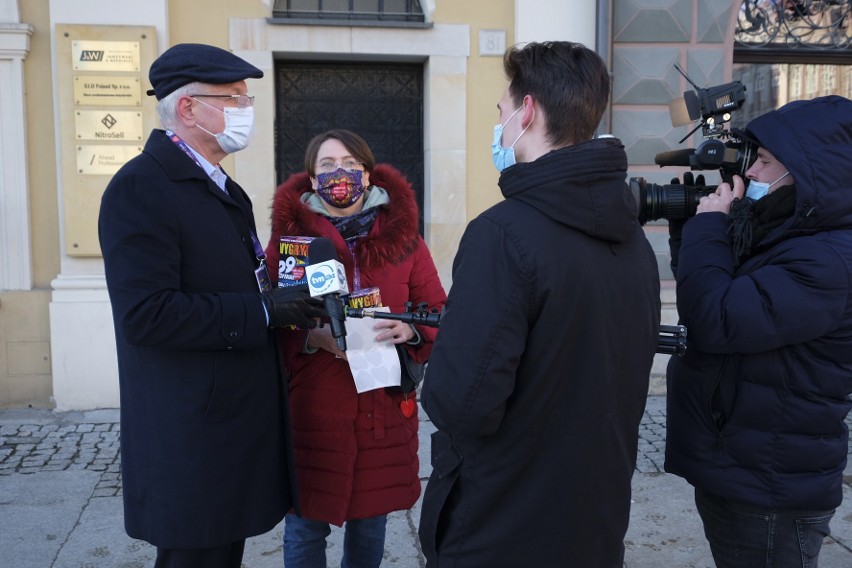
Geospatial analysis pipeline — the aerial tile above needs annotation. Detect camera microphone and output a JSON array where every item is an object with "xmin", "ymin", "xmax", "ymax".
[
  {"xmin": 306, "ymin": 237, "xmax": 349, "ymax": 351},
  {"xmin": 654, "ymin": 149, "xmax": 695, "ymax": 168}
]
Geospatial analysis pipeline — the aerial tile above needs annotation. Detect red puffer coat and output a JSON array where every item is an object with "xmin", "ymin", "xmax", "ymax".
[{"xmin": 265, "ymin": 164, "xmax": 446, "ymax": 525}]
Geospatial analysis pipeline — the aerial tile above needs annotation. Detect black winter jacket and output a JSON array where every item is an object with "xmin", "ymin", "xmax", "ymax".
[
  {"xmin": 419, "ymin": 138, "xmax": 661, "ymax": 567},
  {"xmin": 665, "ymin": 96, "xmax": 852, "ymax": 510}
]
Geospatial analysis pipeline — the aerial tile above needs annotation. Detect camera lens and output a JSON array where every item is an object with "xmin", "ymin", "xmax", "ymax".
[{"xmin": 629, "ymin": 178, "xmax": 714, "ymax": 225}]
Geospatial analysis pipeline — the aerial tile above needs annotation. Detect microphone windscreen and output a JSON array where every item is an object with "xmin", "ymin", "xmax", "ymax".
[
  {"xmin": 308, "ymin": 237, "xmax": 338, "ymax": 264},
  {"xmin": 306, "ymin": 237, "xmax": 349, "ymax": 297},
  {"xmin": 654, "ymin": 149, "xmax": 694, "ymax": 167}
]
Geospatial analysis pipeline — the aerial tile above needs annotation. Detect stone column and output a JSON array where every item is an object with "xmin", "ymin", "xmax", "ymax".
[{"xmin": 0, "ymin": 0, "xmax": 33, "ymax": 291}]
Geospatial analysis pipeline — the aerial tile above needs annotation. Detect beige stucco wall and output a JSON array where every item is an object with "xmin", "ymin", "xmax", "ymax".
[
  {"xmin": 434, "ymin": 1, "xmax": 514, "ymax": 219},
  {"xmin": 1, "ymin": 1, "xmax": 54, "ymax": 408},
  {"xmin": 2, "ymin": 0, "xmax": 736, "ymax": 408},
  {"xmin": 2, "ymin": 0, "xmax": 516, "ymax": 408}
]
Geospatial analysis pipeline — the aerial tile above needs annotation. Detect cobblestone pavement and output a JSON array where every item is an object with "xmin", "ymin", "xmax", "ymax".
[
  {"xmin": 2, "ymin": 398, "xmax": 850, "ymax": 484},
  {"xmin": 3, "ymin": 397, "xmax": 662, "ymax": 485},
  {"xmin": 2, "ymin": 398, "xmax": 852, "ymax": 568},
  {"xmin": 0, "ymin": 420, "xmax": 122, "ymax": 494}
]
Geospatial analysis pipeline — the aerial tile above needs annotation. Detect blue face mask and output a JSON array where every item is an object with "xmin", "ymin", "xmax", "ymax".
[
  {"xmin": 491, "ymin": 106, "xmax": 528, "ymax": 172},
  {"xmin": 745, "ymin": 171, "xmax": 790, "ymax": 201}
]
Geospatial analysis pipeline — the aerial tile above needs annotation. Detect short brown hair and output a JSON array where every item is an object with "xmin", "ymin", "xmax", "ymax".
[
  {"xmin": 303, "ymin": 129, "xmax": 376, "ymax": 176},
  {"xmin": 503, "ymin": 41, "xmax": 610, "ymax": 146}
]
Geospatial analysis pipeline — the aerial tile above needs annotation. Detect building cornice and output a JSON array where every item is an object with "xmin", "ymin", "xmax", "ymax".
[{"xmin": 0, "ymin": 22, "xmax": 33, "ymax": 56}]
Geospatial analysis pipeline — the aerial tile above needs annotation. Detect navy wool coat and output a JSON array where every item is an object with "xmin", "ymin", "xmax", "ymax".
[{"xmin": 98, "ymin": 129, "xmax": 296, "ymax": 548}]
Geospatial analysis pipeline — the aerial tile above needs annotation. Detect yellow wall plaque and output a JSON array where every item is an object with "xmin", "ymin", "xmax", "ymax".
[
  {"xmin": 75, "ymin": 110, "xmax": 144, "ymax": 142},
  {"xmin": 72, "ymin": 40, "xmax": 140, "ymax": 72},
  {"xmin": 74, "ymin": 75, "xmax": 141, "ymax": 106},
  {"xmin": 56, "ymin": 24, "xmax": 156, "ymax": 256},
  {"xmin": 77, "ymin": 145, "xmax": 143, "ymax": 176}
]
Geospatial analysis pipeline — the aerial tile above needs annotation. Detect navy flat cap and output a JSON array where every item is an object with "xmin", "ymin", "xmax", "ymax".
[{"xmin": 147, "ymin": 43, "xmax": 263, "ymax": 100}]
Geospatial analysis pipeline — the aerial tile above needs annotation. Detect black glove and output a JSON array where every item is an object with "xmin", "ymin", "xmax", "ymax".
[
  {"xmin": 260, "ymin": 287, "xmax": 327, "ymax": 329},
  {"xmin": 667, "ymin": 172, "xmax": 706, "ymax": 239}
]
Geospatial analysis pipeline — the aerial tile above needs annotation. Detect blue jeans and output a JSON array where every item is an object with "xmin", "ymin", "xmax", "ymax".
[
  {"xmin": 283, "ymin": 513, "xmax": 387, "ymax": 568},
  {"xmin": 695, "ymin": 487, "xmax": 834, "ymax": 568}
]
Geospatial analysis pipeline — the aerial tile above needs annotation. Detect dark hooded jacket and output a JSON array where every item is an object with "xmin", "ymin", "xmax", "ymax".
[
  {"xmin": 665, "ymin": 96, "xmax": 852, "ymax": 511},
  {"xmin": 419, "ymin": 137, "xmax": 661, "ymax": 567}
]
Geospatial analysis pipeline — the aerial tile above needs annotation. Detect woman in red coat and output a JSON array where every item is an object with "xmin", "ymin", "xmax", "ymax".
[{"xmin": 265, "ymin": 129, "xmax": 446, "ymax": 567}]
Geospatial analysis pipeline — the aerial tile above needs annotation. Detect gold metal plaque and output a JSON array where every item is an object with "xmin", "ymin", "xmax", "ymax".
[
  {"xmin": 74, "ymin": 75, "xmax": 141, "ymax": 106},
  {"xmin": 72, "ymin": 40, "xmax": 140, "ymax": 72},
  {"xmin": 76, "ymin": 145, "xmax": 142, "ymax": 176},
  {"xmin": 75, "ymin": 110, "xmax": 144, "ymax": 142}
]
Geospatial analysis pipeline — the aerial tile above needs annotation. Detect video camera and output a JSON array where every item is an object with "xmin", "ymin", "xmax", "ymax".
[
  {"xmin": 629, "ymin": 64, "xmax": 754, "ymax": 225},
  {"xmin": 344, "ymin": 303, "xmax": 687, "ymax": 356}
]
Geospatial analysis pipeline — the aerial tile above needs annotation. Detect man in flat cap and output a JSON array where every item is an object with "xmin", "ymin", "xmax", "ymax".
[{"xmin": 99, "ymin": 43, "xmax": 324, "ymax": 568}]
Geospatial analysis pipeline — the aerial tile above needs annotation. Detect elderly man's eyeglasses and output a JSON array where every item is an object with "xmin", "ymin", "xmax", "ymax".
[
  {"xmin": 317, "ymin": 159, "xmax": 364, "ymax": 174},
  {"xmin": 190, "ymin": 94, "xmax": 255, "ymax": 108}
]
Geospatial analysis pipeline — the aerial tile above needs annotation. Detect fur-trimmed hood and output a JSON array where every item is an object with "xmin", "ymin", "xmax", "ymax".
[{"xmin": 266, "ymin": 163, "xmax": 422, "ymax": 276}]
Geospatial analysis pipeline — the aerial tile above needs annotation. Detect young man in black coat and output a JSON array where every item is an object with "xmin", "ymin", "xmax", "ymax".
[
  {"xmin": 418, "ymin": 41, "xmax": 661, "ymax": 567},
  {"xmin": 98, "ymin": 43, "xmax": 324, "ymax": 568}
]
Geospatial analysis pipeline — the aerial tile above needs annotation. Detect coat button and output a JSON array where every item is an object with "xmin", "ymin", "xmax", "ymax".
[{"xmin": 229, "ymin": 331, "xmax": 238, "ymax": 339}]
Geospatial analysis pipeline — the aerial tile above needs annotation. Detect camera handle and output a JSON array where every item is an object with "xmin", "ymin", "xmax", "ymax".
[
  {"xmin": 347, "ymin": 305, "xmax": 687, "ymax": 357},
  {"xmin": 657, "ymin": 324, "xmax": 687, "ymax": 356}
]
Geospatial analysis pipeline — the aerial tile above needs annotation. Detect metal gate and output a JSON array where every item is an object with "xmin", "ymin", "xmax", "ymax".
[{"xmin": 274, "ymin": 61, "xmax": 425, "ymax": 229}]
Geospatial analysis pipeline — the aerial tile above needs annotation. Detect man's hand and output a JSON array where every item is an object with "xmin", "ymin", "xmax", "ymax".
[
  {"xmin": 261, "ymin": 287, "xmax": 326, "ymax": 329},
  {"xmin": 697, "ymin": 175, "xmax": 745, "ymax": 215}
]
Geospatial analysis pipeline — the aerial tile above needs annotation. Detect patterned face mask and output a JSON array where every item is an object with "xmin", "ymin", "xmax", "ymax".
[{"xmin": 315, "ymin": 168, "xmax": 366, "ymax": 208}]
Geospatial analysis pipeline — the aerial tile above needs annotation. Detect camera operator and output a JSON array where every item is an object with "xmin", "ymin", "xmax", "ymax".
[{"xmin": 665, "ymin": 95, "xmax": 852, "ymax": 567}]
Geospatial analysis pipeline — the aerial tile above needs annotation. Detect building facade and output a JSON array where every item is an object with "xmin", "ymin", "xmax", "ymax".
[{"xmin": 1, "ymin": 0, "xmax": 748, "ymax": 409}]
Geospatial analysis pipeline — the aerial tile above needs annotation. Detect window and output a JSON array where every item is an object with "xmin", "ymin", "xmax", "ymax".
[
  {"xmin": 736, "ymin": 0, "xmax": 852, "ymax": 56},
  {"xmin": 732, "ymin": 1, "xmax": 851, "ymax": 127},
  {"xmin": 270, "ymin": 0, "xmax": 430, "ymax": 28}
]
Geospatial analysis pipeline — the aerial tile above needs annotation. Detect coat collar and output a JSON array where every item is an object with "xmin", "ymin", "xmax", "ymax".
[{"xmin": 143, "ymin": 129, "xmax": 236, "ymax": 206}]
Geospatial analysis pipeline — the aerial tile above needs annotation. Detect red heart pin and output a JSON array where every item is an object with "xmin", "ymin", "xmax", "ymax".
[
  {"xmin": 291, "ymin": 266, "xmax": 305, "ymax": 280},
  {"xmin": 400, "ymin": 398, "xmax": 416, "ymax": 418}
]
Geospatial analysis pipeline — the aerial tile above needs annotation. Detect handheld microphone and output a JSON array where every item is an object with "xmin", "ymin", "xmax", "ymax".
[{"xmin": 306, "ymin": 237, "xmax": 349, "ymax": 351}]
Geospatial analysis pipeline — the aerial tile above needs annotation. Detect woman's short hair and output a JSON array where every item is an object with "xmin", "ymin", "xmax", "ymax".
[{"xmin": 304, "ymin": 129, "xmax": 376, "ymax": 176}]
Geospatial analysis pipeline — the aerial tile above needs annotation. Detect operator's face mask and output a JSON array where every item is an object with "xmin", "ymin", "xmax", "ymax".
[
  {"xmin": 491, "ymin": 105, "xmax": 529, "ymax": 172},
  {"xmin": 746, "ymin": 171, "xmax": 790, "ymax": 201}
]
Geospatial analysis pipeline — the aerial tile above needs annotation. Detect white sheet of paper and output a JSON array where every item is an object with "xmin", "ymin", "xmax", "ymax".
[{"xmin": 345, "ymin": 307, "xmax": 402, "ymax": 393}]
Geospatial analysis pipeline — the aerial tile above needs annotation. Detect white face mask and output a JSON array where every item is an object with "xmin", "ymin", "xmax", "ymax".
[
  {"xmin": 745, "ymin": 171, "xmax": 790, "ymax": 201},
  {"xmin": 193, "ymin": 99, "xmax": 255, "ymax": 154}
]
